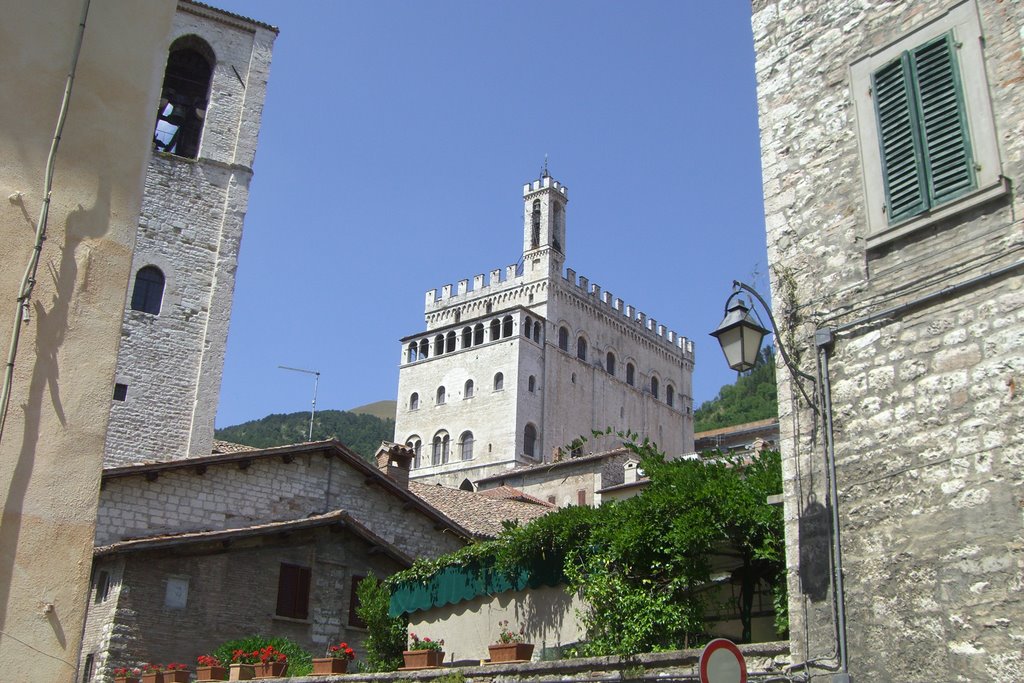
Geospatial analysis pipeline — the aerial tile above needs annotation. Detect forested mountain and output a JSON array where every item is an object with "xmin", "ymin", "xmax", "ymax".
[
  {"xmin": 694, "ymin": 348, "xmax": 778, "ymax": 432},
  {"xmin": 215, "ymin": 409, "xmax": 395, "ymax": 461}
]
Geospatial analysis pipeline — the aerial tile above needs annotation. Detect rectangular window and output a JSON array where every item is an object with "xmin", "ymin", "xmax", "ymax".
[
  {"xmin": 81, "ymin": 654, "xmax": 95, "ymax": 683},
  {"xmin": 276, "ymin": 563, "xmax": 311, "ymax": 620},
  {"xmin": 577, "ymin": 490, "xmax": 586, "ymax": 506},
  {"xmin": 851, "ymin": 1, "xmax": 1006, "ymax": 247},
  {"xmin": 112, "ymin": 383, "xmax": 128, "ymax": 401},
  {"xmin": 348, "ymin": 574, "xmax": 366, "ymax": 628},
  {"xmin": 94, "ymin": 571, "xmax": 110, "ymax": 604}
]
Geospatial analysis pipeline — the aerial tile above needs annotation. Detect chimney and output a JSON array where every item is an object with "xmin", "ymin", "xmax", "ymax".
[
  {"xmin": 623, "ymin": 458, "xmax": 640, "ymax": 484},
  {"xmin": 375, "ymin": 442, "xmax": 413, "ymax": 490}
]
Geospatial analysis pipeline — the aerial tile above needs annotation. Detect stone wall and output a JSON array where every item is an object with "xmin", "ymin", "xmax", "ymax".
[
  {"xmin": 752, "ymin": 0, "xmax": 1024, "ymax": 680},
  {"xmin": 104, "ymin": 4, "xmax": 276, "ymax": 465}
]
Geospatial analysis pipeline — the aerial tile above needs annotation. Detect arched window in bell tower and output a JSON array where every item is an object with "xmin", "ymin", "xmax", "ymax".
[
  {"xmin": 552, "ymin": 202, "xmax": 563, "ymax": 252},
  {"xmin": 154, "ymin": 36, "xmax": 215, "ymax": 159},
  {"xmin": 531, "ymin": 199, "xmax": 541, "ymax": 248}
]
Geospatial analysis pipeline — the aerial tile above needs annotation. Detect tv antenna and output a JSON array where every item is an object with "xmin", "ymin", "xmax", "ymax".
[{"xmin": 278, "ymin": 365, "xmax": 320, "ymax": 441}]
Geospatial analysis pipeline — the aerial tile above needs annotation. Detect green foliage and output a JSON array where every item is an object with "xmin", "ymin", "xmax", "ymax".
[
  {"xmin": 355, "ymin": 575, "xmax": 408, "ymax": 672},
  {"xmin": 215, "ymin": 409, "xmax": 395, "ymax": 461},
  {"xmin": 390, "ymin": 443, "xmax": 786, "ymax": 657},
  {"xmin": 694, "ymin": 348, "xmax": 777, "ymax": 432},
  {"xmin": 211, "ymin": 635, "xmax": 313, "ymax": 677}
]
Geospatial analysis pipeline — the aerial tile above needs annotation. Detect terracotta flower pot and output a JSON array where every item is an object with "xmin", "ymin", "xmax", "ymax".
[
  {"xmin": 197, "ymin": 665, "xmax": 229, "ymax": 681},
  {"xmin": 164, "ymin": 672, "xmax": 190, "ymax": 683},
  {"xmin": 255, "ymin": 661, "xmax": 288, "ymax": 678},
  {"xmin": 402, "ymin": 649, "xmax": 444, "ymax": 669},
  {"xmin": 141, "ymin": 673, "xmax": 163, "ymax": 683},
  {"xmin": 312, "ymin": 657, "xmax": 350, "ymax": 674},
  {"xmin": 488, "ymin": 642, "xmax": 535, "ymax": 663},
  {"xmin": 114, "ymin": 676, "xmax": 140, "ymax": 683},
  {"xmin": 228, "ymin": 663, "xmax": 255, "ymax": 681}
]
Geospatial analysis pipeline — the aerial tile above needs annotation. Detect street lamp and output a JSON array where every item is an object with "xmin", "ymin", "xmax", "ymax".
[{"xmin": 710, "ymin": 296, "xmax": 769, "ymax": 372}]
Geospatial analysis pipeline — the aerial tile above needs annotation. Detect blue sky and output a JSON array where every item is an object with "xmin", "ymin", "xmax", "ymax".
[{"xmin": 211, "ymin": 1, "xmax": 769, "ymax": 428}]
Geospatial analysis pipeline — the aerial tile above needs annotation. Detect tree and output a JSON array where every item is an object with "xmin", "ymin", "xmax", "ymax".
[
  {"xmin": 694, "ymin": 347, "xmax": 777, "ymax": 432},
  {"xmin": 355, "ymin": 575, "xmax": 407, "ymax": 671}
]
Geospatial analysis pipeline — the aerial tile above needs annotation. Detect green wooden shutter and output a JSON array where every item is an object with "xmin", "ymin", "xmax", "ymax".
[
  {"xmin": 873, "ymin": 54, "xmax": 928, "ymax": 222},
  {"xmin": 910, "ymin": 33, "xmax": 975, "ymax": 205}
]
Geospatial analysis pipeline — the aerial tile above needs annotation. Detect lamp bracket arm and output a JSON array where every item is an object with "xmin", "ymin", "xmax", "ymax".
[{"xmin": 731, "ymin": 280, "xmax": 818, "ymax": 387}]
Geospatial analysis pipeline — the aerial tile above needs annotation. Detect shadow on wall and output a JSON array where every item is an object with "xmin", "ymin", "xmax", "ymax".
[{"xmin": 798, "ymin": 493, "xmax": 831, "ymax": 602}]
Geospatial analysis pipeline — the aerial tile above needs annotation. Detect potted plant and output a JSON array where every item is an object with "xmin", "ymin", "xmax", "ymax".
[
  {"xmin": 402, "ymin": 633, "xmax": 445, "ymax": 669},
  {"xmin": 487, "ymin": 620, "xmax": 534, "ymax": 663},
  {"xmin": 229, "ymin": 648, "xmax": 259, "ymax": 680},
  {"xmin": 197, "ymin": 655, "xmax": 228, "ymax": 681},
  {"xmin": 113, "ymin": 667, "xmax": 142, "ymax": 683},
  {"xmin": 312, "ymin": 641, "xmax": 356, "ymax": 675},
  {"xmin": 140, "ymin": 663, "xmax": 164, "ymax": 683},
  {"xmin": 163, "ymin": 663, "xmax": 190, "ymax": 683},
  {"xmin": 254, "ymin": 645, "xmax": 288, "ymax": 679}
]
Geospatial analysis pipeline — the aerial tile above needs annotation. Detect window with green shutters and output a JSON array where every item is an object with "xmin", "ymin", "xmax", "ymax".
[{"xmin": 872, "ymin": 33, "xmax": 975, "ymax": 225}]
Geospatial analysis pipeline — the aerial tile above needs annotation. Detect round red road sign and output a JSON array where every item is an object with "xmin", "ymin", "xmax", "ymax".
[{"xmin": 699, "ymin": 638, "xmax": 747, "ymax": 683}]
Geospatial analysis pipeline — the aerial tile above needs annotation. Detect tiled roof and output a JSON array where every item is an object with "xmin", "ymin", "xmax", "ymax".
[
  {"xmin": 211, "ymin": 439, "xmax": 257, "ymax": 454},
  {"xmin": 408, "ymin": 482, "xmax": 554, "ymax": 539},
  {"xmin": 474, "ymin": 447, "xmax": 630, "ymax": 484},
  {"xmin": 476, "ymin": 485, "xmax": 554, "ymax": 507},
  {"xmin": 181, "ymin": 0, "xmax": 279, "ymax": 33}
]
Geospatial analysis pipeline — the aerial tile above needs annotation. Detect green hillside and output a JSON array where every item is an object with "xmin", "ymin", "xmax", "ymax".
[
  {"xmin": 215, "ymin": 409, "xmax": 395, "ymax": 462},
  {"xmin": 694, "ymin": 348, "xmax": 778, "ymax": 432},
  {"xmin": 349, "ymin": 400, "xmax": 397, "ymax": 421}
]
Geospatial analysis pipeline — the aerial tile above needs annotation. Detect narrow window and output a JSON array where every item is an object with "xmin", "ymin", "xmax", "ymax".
[
  {"xmin": 464, "ymin": 379, "xmax": 474, "ymax": 399},
  {"xmin": 524, "ymin": 423, "xmax": 537, "ymax": 458},
  {"xmin": 419, "ymin": 338, "xmax": 429, "ymax": 359},
  {"xmin": 407, "ymin": 343, "xmax": 417, "ymax": 363},
  {"xmin": 276, "ymin": 563, "xmax": 311, "ymax": 619},
  {"xmin": 626, "ymin": 363, "xmax": 635, "ymax": 386},
  {"xmin": 436, "ymin": 386, "xmax": 446, "ymax": 405},
  {"xmin": 667, "ymin": 384, "xmax": 675, "ymax": 407},
  {"xmin": 432, "ymin": 435, "xmax": 442, "ymax": 465},
  {"xmin": 434, "ymin": 334, "xmax": 444, "ymax": 356},
  {"xmin": 490, "ymin": 319, "xmax": 501, "ymax": 341},
  {"xmin": 873, "ymin": 33, "xmax": 974, "ymax": 224},
  {"xmin": 461, "ymin": 326, "xmax": 472, "ymax": 349},
  {"xmin": 552, "ymin": 203, "xmax": 563, "ymax": 251},
  {"xmin": 474, "ymin": 323, "xmax": 484, "ymax": 345},
  {"xmin": 651, "ymin": 377, "xmax": 659, "ymax": 399},
  {"xmin": 442, "ymin": 433, "xmax": 450, "ymax": 463},
  {"xmin": 558, "ymin": 326, "xmax": 569, "ymax": 351},
  {"xmin": 494, "ymin": 372, "xmax": 504, "ymax": 391},
  {"xmin": 524, "ymin": 316, "xmax": 533, "ymax": 340},
  {"xmin": 531, "ymin": 199, "xmax": 541, "ymax": 248},
  {"xmin": 528, "ymin": 375, "xmax": 536, "ymax": 392},
  {"xmin": 534, "ymin": 321, "xmax": 541, "ymax": 341},
  {"xmin": 502, "ymin": 315, "xmax": 513, "ymax": 338},
  {"xmin": 112, "ymin": 383, "xmax": 128, "ymax": 402},
  {"xmin": 606, "ymin": 352, "xmax": 616, "ymax": 375},
  {"xmin": 406, "ymin": 437, "xmax": 422, "ymax": 468},
  {"xmin": 154, "ymin": 37, "xmax": 214, "ymax": 159},
  {"xmin": 577, "ymin": 336, "xmax": 587, "ymax": 361},
  {"xmin": 409, "ymin": 392, "xmax": 419, "ymax": 410},
  {"xmin": 445, "ymin": 331, "xmax": 456, "ymax": 353},
  {"xmin": 130, "ymin": 266, "xmax": 164, "ymax": 314},
  {"xmin": 81, "ymin": 654, "xmax": 95, "ymax": 683},
  {"xmin": 348, "ymin": 575, "xmax": 366, "ymax": 627},
  {"xmin": 94, "ymin": 571, "xmax": 111, "ymax": 604},
  {"xmin": 460, "ymin": 431, "xmax": 474, "ymax": 460},
  {"xmin": 577, "ymin": 489, "xmax": 586, "ymax": 506}
]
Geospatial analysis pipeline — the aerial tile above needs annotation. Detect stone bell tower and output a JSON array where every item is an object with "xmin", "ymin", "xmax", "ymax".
[{"xmin": 522, "ymin": 171, "xmax": 568, "ymax": 282}]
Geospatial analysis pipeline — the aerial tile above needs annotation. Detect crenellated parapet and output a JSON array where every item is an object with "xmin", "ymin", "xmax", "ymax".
[
  {"xmin": 425, "ymin": 262, "xmax": 526, "ymax": 312},
  {"xmin": 522, "ymin": 175, "xmax": 569, "ymax": 199},
  {"xmin": 558, "ymin": 267, "xmax": 695, "ymax": 362}
]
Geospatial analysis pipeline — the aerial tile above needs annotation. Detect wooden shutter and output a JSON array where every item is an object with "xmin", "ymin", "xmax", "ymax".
[
  {"xmin": 910, "ymin": 34, "xmax": 975, "ymax": 205},
  {"xmin": 276, "ymin": 563, "xmax": 311, "ymax": 619},
  {"xmin": 873, "ymin": 53, "xmax": 928, "ymax": 222}
]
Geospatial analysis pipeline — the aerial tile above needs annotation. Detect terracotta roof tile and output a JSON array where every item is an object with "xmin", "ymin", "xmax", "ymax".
[
  {"xmin": 476, "ymin": 485, "xmax": 555, "ymax": 507},
  {"xmin": 407, "ymin": 482, "xmax": 553, "ymax": 539},
  {"xmin": 211, "ymin": 439, "xmax": 258, "ymax": 454}
]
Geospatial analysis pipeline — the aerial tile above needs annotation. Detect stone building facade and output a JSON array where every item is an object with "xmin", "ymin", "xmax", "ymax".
[
  {"xmin": 395, "ymin": 175, "xmax": 695, "ymax": 488},
  {"xmin": 104, "ymin": 1, "xmax": 277, "ymax": 466},
  {"xmin": 752, "ymin": 0, "xmax": 1024, "ymax": 680}
]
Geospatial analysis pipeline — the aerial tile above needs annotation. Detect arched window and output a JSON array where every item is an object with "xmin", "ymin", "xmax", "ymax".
[
  {"xmin": 409, "ymin": 392, "xmax": 419, "ymax": 410},
  {"xmin": 531, "ymin": 199, "xmax": 541, "ymax": 248},
  {"xmin": 406, "ymin": 437, "xmax": 422, "ymax": 469},
  {"xmin": 528, "ymin": 375, "xmax": 536, "ymax": 392},
  {"xmin": 490, "ymin": 319, "xmax": 501, "ymax": 341},
  {"xmin": 524, "ymin": 424, "xmax": 537, "ymax": 458},
  {"xmin": 502, "ymin": 315, "xmax": 513, "ymax": 338},
  {"xmin": 558, "ymin": 326, "xmax": 569, "ymax": 351},
  {"xmin": 445, "ymin": 331, "xmax": 456, "ymax": 353},
  {"xmin": 154, "ymin": 37, "xmax": 214, "ymax": 159},
  {"xmin": 473, "ymin": 323, "xmax": 484, "ymax": 345},
  {"xmin": 493, "ymin": 373, "xmax": 504, "ymax": 391},
  {"xmin": 524, "ymin": 316, "xmax": 533, "ymax": 340},
  {"xmin": 577, "ymin": 336, "xmax": 587, "ymax": 361},
  {"xmin": 626, "ymin": 363, "xmax": 635, "ymax": 386},
  {"xmin": 534, "ymin": 321, "xmax": 541, "ymax": 341},
  {"xmin": 464, "ymin": 379, "xmax": 474, "ymax": 399},
  {"xmin": 552, "ymin": 203, "xmax": 563, "ymax": 251},
  {"xmin": 431, "ymin": 432, "xmax": 450, "ymax": 465},
  {"xmin": 651, "ymin": 376, "xmax": 660, "ymax": 399},
  {"xmin": 131, "ymin": 266, "xmax": 165, "ymax": 314},
  {"xmin": 460, "ymin": 431, "xmax": 474, "ymax": 461},
  {"xmin": 461, "ymin": 326, "xmax": 472, "ymax": 349},
  {"xmin": 434, "ymin": 334, "xmax": 444, "ymax": 356},
  {"xmin": 419, "ymin": 338, "xmax": 429, "ymax": 359},
  {"xmin": 436, "ymin": 386, "xmax": 446, "ymax": 405},
  {"xmin": 667, "ymin": 384, "xmax": 675, "ymax": 407},
  {"xmin": 459, "ymin": 478, "xmax": 474, "ymax": 492},
  {"xmin": 406, "ymin": 343, "xmax": 417, "ymax": 363},
  {"xmin": 606, "ymin": 352, "xmax": 616, "ymax": 375}
]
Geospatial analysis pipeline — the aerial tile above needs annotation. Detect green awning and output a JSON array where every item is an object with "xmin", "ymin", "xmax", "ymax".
[{"xmin": 389, "ymin": 560, "xmax": 563, "ymax": 617}]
